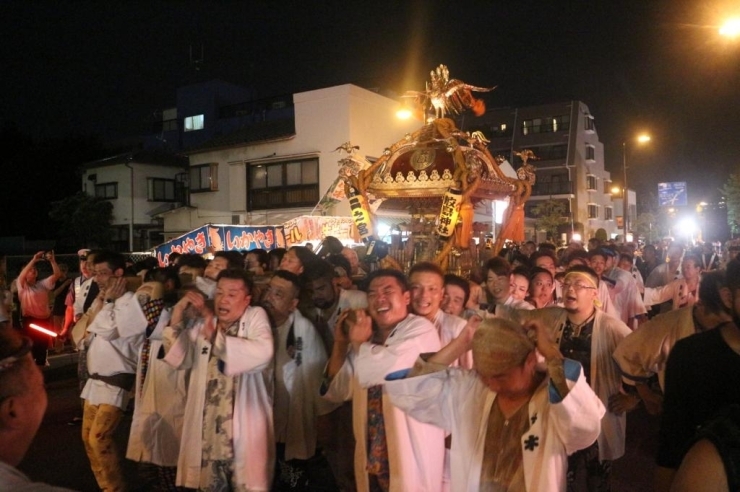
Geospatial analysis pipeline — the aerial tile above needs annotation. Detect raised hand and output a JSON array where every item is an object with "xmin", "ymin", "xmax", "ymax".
[
  {"xmin": 608, "ymin": 392, "xmax": 640, "ymax": 415},
  {"xmin": 346, "ymin": 309, "xmax": 373, "ymax": 352},
  {"xmin": 105, "ymin": 277, "xmax": 128, "ymax": 302},
  {"xmin": 458, "ymin": 314, "xmax": 482, "ymax": 349},
  {"xmin": 525, "ymin": 319, "xmax": 563, "ymax": 362}
]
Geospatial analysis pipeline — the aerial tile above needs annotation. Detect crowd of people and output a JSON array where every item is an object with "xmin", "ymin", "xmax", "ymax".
[{"xmin": 0, "ymin": 236, "xmax": 739, "ymax": 492}]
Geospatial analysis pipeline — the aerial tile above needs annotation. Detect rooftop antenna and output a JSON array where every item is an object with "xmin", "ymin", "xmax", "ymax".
[{"xmin": 190, "ymin": 44, "xmax": 204, "ymax": 72}]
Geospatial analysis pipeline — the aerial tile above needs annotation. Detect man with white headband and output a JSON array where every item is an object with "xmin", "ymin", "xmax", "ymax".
[
  {"xmin": 384, "ymin": 317, "xmax": 605, "ymax": 491},
  {"xmin": 512, "ymin": 264, "xmax": 632, "ymax": 491}
]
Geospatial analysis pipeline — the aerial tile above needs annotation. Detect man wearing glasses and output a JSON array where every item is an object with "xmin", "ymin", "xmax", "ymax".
[{"xmin": 512, "ymin": 264, "xmax": 632, "ymax": 491}]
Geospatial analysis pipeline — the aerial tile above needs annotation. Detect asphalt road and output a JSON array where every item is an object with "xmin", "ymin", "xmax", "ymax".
[
  {"xmin": 19, "ymin": 356, "xmax": 660, "ymax": 492},
  {"xmin": 18, "ymin": 357, "xmax": 151, "ymax": 492}
]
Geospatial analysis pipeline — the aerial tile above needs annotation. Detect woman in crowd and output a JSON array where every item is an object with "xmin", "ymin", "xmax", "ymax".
[{"xmin": 526, "ymin": 266, "xmax": 557, "ymax": 309}]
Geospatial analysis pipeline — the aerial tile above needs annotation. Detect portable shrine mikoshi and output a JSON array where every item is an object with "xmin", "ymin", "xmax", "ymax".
[{"xmin": 336, "ymin": 65, "xmax": 536, "ymax": 274}]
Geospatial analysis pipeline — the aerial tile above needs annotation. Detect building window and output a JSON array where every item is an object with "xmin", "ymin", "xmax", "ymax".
[
  {"xmin": 603, "ymin": 180, "xmax": 612, "ymax": 194},
  {"xmin": 586, "ymin": 175, "xmax": 597, "ymax": 191},
  {"xmin": 585, "ymin": 115, "xmax": 595, "ymax": 132},
  {"xmin": 521, "ymin": 114, "xmax": 570, "ymax": 135},
  {"xmin": 531, "ymin": 171, "xmax": 572, "ymax": 195},
  {"xmin": 605, "ymin": 207, "xmax": 613, "ymax": 220},
  {"xmin": 148, "ymin": 178, "xmax": 177, "ymax": 202},
  {"xmin": 467, "ymin": 122, "xmax": 512, "ymax": 138},
  {"xmin": 184, "ymin": 114, "xmax": 204, "ymax": 132},
  {"xmin": 524, "ymin": 199, "xmax": 570, "ymax": 218},
  {"xmin": 152, "ymin": 119, "xmax": 178, "ymax": 133},
  {"xmin": 94, "ymin": 182, "xmax": 117, "ymax": 199},
  {"xmin": 512, "ymin": 144, "xmax": 568, "ymax": 165},
  {"xmin": 588, "ymin": 204, "xmax": 599, "ymax": 219},
  {"xmin": 190, "ymin": 163, "xmax": 218, "ymax": 192},
  {"xmin": 248, "ymin": 158, "xmax": 319, "ymax": 211},
  {"xmin": 585, "ymin": 145, "xmax": 595, "ymax": 161}
]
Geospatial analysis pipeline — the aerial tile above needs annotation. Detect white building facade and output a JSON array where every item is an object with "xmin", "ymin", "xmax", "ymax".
[
  {"xmin": 467, "ymin": 101, "xmax": 620, "ymax": 243},
  {"xmin": 80, "ymin": 151, "xmax": 187, "ymax": 251},
  {"xmin": 160, "ymin": 84, "xmax": 418, "ymax": 240}
]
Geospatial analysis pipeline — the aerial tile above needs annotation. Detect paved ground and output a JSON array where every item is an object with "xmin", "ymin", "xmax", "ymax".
[
  {"xmin": 19, "ymin": 356, "xmax": 151, "ymax": 492},
  {"xmin": 20, "ymin": 355, "xmax": 661, "ymax": 491}
]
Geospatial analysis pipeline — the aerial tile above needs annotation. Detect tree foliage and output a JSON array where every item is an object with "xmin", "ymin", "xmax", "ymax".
[
  {"xmin": 721, "ymin": 173, "xmax": 740, "ymax": 237},
  {"xmin": 633, "ymin": 212, "xmax": 658, "ymax": 244},
  {"xmin": 531, "ymin": 199, "xmax": 568, "ymax": 240},
  {"xmin": 49, "ymin": 192, "xmax": 113, "ymax": 250}
]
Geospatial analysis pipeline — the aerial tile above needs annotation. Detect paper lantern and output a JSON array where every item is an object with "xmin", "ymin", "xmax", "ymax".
[
  {"xmin": 437, "ymin": 188, "xmax": 462, "ymax": 237},
  {"xmin": 348, "ymin": 185, "xmax": 374, "ymax": 242}
]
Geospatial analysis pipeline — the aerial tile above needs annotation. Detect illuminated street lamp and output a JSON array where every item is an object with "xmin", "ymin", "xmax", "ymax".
[
  {"xmin": 621, "ymin": 133, "xmax": 651, "ymax": 243},
  {"xmin": 720, "ymin": 18, "xmax": 740, "ymax": 38},
  {"xmin": 396, "ymin": 97, "xmax": 424, "ymax": 121},
  {"xmin": 396, "ymin": 106, "xmax": 413, "ymax": 120}
]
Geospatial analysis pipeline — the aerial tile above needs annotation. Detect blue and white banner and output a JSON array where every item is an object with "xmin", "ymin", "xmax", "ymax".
[{"xmin": 154, "ymin": 224, "xmax": 286, "ymax": 266}]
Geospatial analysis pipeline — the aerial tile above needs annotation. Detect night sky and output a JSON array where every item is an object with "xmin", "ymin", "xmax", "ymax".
[{"xmin": 2, "ymin": 0, "xmax": 739, "ymax": 238}]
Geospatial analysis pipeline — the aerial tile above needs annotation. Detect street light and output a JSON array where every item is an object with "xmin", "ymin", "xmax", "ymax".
[
  {"xmin": 720, "ymin": 18, "xmax": 740, "ymax": 38},
  {"xmin": 621, "ymin": 133, "xmax": 651, "ymax": 243}
]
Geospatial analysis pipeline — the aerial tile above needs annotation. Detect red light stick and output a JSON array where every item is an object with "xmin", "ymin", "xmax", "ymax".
[{"xmin": 29, "ymin": 323, "xmax": 58, "ymax": 337}]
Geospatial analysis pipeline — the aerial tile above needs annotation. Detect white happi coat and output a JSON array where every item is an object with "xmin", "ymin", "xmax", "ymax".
[
  {"xmin": 513, "ymin": 307, "xmax": 631, "ymax": 461},
  {"xmin": 82, "ymin": 292, "xmax": 147, "ymax": 410},
  {"xmin": 596, "ymin": 282, "xmax": 620, "ymax": 320},
  {"xmin": 163, "ymin": 306, "xmax": 274, "ymax": 491},
  {"xmin": 385, "ymin": 359, "xmax": 605, "ymax": 492},
  {"xmin": 431, "ymin": 310, "xmax": 473, "ymax": 369},
  {"xmin": 643, "ymin": 277, "xmax": 699, "ymax": 312},
  {"xmin": 604, "ymin": 267, "xmax": 646, "ymax": 325},
  {"xmin": 275, "ymin": 310, "xmax": 337, "ymax": 461},
  {"xmin": 612, "ymin": 305, "xmax": 697, "ymax": 390},
  {"xmin": 127, "ymin": 308, "xmax": 188, "ymax": 467},
  {"xmin": 322, "ymin": 314, "xmax": 445, "ymax": 492}
]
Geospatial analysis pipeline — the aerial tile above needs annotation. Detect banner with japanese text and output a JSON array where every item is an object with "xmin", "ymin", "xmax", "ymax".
[
  {"xmin": 283, "ymin": 216, "xmax": 357, "ymax": 247},
  {"xmin": 155, "ymin": 224, "xmax": 286, "ymax": 266}
]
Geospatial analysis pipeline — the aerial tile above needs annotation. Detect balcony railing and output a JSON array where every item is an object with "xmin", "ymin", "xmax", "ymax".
[{"xmin": 530, "ymin": 182, "xmax": 573, "ymax": 196}]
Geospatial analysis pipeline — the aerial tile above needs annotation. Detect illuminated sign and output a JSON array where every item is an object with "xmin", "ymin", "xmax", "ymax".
[{"xmin": 658, "ymin": 182, "xmax": 687, "ymax": 207}]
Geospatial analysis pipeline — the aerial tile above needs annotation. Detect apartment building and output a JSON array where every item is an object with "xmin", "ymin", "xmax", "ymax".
[{"xmin": 465, "ymin": 101, "xmax": 620, "ymax": 242}]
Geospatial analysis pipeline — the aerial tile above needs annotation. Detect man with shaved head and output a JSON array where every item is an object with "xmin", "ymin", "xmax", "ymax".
[{"xmin": 0, "ymin": 328, "xmax": 76, "ymax": 490}]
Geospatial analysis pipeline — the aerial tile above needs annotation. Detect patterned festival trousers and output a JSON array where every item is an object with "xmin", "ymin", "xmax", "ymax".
[{"xmin": 82, "ymin": 401, "xmax": 125, "ymax": 492}]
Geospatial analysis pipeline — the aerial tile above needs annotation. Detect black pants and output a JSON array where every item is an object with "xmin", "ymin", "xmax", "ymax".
[
  {"xmin": 22, "ymin": 316, "xmax": 51, "ymax": 365},
  {"xmin": 273, "ymin": 443, "xmax": 338, "ymax": 492}
]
